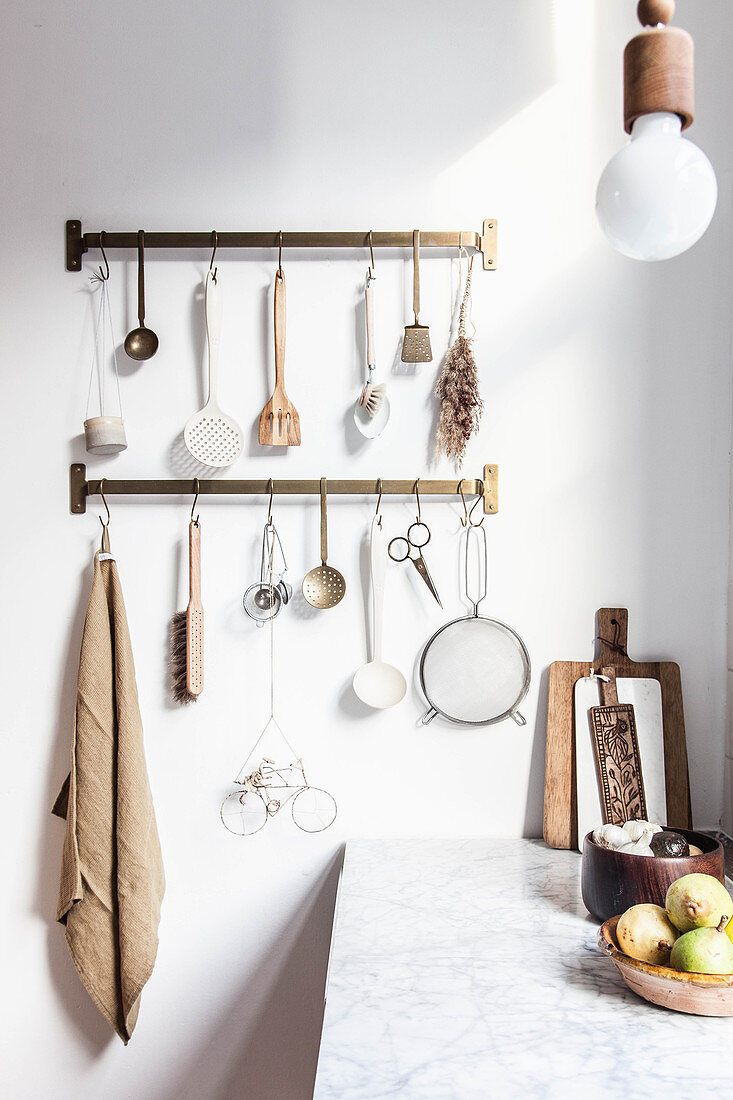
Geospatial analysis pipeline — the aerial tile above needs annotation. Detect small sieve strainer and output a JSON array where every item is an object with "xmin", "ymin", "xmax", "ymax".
[
  {"xmin": 419, "ymin": 523, "xmax": 530, "ymax": 727},
  {"xmin": 243, "ymin": 519, "xmax": 290, "ymax": 625},
  {"xmin": 303, "ymin": 479, "xmax": 346, "ymax": 609}
]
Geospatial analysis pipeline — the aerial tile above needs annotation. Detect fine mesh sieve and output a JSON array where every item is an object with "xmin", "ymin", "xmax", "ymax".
[
  {"xmin": 419, "ymin": 524, "xmax": 530, "ymax": 726},
  {"xmin": 243, "ymin": 581, "xmax": 283, "ymax": 622},
  {"xmin": 243, "ymin": 520, "xmax": 288, "ymax": 624}
]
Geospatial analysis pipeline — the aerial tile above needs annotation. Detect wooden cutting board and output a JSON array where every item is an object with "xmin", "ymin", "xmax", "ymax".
[{"xmin": 544, "ymin": 608, "xmax": 691, "ymax": 849}]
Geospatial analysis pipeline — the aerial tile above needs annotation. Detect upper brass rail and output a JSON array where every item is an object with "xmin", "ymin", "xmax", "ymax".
[
  {"xmin": 66, "ymin": 220, "xmax": 498, "ymax": 272},
  {"xmin": 70, "ymin": 465, "xmax": 499, "ymax": 515}
]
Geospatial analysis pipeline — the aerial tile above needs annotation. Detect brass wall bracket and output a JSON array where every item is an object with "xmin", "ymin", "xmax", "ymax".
[
  {"xmin": 480, "ymin": 220, "xmax": 497, "ymax": 270},
  {"xmin": 483, "ymin": 464, "xmax": 498, "ymax": 513},
  {"xmin": 66, "ymin": 221, "xmax": 498, "ymax": 272},
  {"xmin": 70, "ymin": 464, "xmax": 499, "ymax": 515},
  {"xmin": 66, "ymin": 220, "xmax": 84, "ymax": 271}
]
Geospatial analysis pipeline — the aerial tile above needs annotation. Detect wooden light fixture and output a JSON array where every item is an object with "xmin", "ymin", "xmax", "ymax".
[
  {"xmin": 596, "ymin": 0, "xmax": 717, "ymax": 261},
  {"xmin": 624, "ymin": 0, "xmax": 694, "ymax": 133}
]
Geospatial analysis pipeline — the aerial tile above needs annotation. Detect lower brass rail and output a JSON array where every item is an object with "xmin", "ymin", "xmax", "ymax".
[{"xmin": 70, "ymin": 464, "xmax": 499, "ymax": 515}]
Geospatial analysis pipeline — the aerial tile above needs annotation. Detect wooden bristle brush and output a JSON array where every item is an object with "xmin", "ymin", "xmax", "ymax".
[{"xmin": 170, "ymin": 519, "xmax": 204, "ymax": 703}]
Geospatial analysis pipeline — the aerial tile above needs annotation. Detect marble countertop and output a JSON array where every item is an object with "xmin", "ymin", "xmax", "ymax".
[{"xmin": 314, "ymin": 839, "xmax": 732, "ymax": 1100}]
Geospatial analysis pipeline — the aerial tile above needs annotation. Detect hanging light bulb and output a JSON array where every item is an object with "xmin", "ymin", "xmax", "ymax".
[{"xmin": 596, "ymin": 0, "xmax": 717, "ymax": 261}]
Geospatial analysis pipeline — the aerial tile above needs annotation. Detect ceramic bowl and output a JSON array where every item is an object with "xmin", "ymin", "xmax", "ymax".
[
  {"xmin": 598, "ymin": 914, "xmax": 733, "ymax": 1016},
  {"xmin": 581, "ymin": 827, "xmax": 724, "ymax": 922}
]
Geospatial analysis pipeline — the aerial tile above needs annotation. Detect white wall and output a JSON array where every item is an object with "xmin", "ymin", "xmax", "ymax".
[{"xmin": 2, "ymin": 2, "xmax": 731, "ymax": 1097}]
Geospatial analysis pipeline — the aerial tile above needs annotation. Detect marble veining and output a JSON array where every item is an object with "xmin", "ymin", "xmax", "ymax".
[{"xmin": 314, "ymin": 840, "xmax": 733, "ymax": 1100}]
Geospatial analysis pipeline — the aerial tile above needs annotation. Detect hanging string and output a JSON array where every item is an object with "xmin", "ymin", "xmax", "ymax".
[
  {"xmin": 463, "ymin": 253, "xmax": 476, "ymax": 340},
  {"xmin": 450, "ymin": 240, "xmax": 466, "ymax": 341},
  {"xmin": 85, "ymin": 274, "xmax": 123, "ymax": 421},
  {"xmin": 269, "ymin": 533, "xmax": 276, "ymax": 720},
  {"xmin": 234, "ymin": 516, "xmax": 298, "ymax": 782},
  {"xmin": 103, "ymin": 274, "xmax": 123, "ymax": 420},
  {"xmin": 86, "ymin": 279, "xmax": 107, "ymax": 419},
  {"xmin": 597, "ymin": 618, "xmax": 627, "ymax": 656}
]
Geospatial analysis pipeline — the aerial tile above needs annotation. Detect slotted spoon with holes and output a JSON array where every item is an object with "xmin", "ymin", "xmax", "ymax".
[
  {"xmin": 303, "ymin": 479, "xmax": 345, "ymax": 609},
  {"xmin": 184, "ymin": 269, "xmax": 243, "ymax": 468}
]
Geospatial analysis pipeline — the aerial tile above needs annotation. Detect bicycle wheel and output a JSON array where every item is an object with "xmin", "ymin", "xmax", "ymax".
[
  {"xmin": 291, "ymin": 786, "xmax": 337, "ymax": 833},
  {"xmin": 220, "ymin": 788, "xmax": 268, "ymax": 836}
]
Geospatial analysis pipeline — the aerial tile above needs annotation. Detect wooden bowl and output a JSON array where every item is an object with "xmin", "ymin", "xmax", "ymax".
[
  {"xmin": 581, "ymin": 827, "xmax": 724, "ymax": 922},
  {"xmin": 598, "ymin": 915, "xmax": 733, "ymax": 1016}
]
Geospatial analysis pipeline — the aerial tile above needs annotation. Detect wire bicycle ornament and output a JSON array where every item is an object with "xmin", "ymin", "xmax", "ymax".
[
  {"xmin": 221, "ymin": 757, "xmax": 337, "ymax": 836},
  {"xmin": 221, "ymin": 492, "xmax": 337, "ymax": 837}
]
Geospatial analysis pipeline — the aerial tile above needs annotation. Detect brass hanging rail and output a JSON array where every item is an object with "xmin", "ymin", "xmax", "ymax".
[
  {"xmin": 66, "ymin": 220, "xmax": 498, "ymax": 272},
  {"xmin": 70, "ymin": 464, "xmax": 498, "ymax": 515}
]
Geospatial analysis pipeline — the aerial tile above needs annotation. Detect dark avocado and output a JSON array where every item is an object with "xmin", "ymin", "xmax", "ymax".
[{"xmin": 650, "ymin": 830, "xmax": 690, "ymax": 858}]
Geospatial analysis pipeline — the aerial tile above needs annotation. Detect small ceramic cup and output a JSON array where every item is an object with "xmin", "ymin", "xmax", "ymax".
[{"xmin": 84, "ymin": 416, "xmax": 127, "ymax": 455}]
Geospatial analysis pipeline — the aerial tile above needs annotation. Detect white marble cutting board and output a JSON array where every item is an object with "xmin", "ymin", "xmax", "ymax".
[{"xmin": 574, "ymin": 675, "xmax": 666, "ymax": 849}]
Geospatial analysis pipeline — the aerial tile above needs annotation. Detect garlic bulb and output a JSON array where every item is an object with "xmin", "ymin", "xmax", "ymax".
[
  {"xmin": 623, "ymin": 819, "xmax": 662, "ymax": 842},
  {"xmin": 592, "ymin": 819, "xmax": 663, "ymax": 853},
  {"xmin": 593, "ymin": 824, "xmax": 628, "ymax": 849},
  {"xmin": 617, "ymin": 838, "xmax": 654, "ymax": 857}
]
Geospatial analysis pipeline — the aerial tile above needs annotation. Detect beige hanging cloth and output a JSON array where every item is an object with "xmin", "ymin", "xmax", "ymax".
[{"xmin": 53, "ymin": 531, "xmax": 165, "ymax": 1044}]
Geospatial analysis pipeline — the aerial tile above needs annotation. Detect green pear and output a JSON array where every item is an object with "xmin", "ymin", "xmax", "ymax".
[
  {"xmin": 670, "ymin": 923, "xmax": 733, "ymax": 974},
  {"xmin": 617, "ymin": 903, "xmax": 679, "ymax": 964},
  {"xmin": 665, "ymin": 874, "xmax": 733, "ymax": 933}
]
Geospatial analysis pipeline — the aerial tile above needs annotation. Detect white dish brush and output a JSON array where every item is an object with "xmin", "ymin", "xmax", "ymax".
[{"xmin": 354, "ymin": 270, "xmax": 390, "ymax": 438}]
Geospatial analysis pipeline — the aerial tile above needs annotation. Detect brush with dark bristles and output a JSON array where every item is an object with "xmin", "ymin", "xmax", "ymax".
[{"xmin": 170, "ymin": 519, "xmax": 204, "ymax": 703}]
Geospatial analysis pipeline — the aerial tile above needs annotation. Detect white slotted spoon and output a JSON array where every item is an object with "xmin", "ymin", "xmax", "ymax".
[{"xmin": 184, "ymin": 270, "xmax": 243, "ymax": 467}]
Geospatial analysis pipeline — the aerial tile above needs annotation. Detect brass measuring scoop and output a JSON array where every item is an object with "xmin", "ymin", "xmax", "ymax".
[{"xmin": 303, "ymin": 478, "xmax": 346, "ymax": 609}]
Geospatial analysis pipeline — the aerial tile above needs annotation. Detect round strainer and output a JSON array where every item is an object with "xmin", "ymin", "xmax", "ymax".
[
  {"xmin": 419, "ymin": 525, "xmax": 530, "ymax": 726},
  {"xmin": 183, "ymin": 270, "xmax": 243, "ymax": 468},
  {"xmin": 243, "ymin": 581, "xmax": 283, "ymax": 622},
  {"xmin": 243, "ymin": 520, "xmax": 290, "ymax": 624},
  {"xmin": 303, "ymin": 479, "xmax": 346, "ymax": 609}
]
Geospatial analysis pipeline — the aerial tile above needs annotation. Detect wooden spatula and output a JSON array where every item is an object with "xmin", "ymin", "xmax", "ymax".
[{"xmin": 259, "ymin": 268, "xmax": 301, "ymax": 446}]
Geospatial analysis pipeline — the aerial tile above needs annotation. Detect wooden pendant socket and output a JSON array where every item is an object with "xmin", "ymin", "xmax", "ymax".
[
  {"xmin": 637, "ymin": 0, "xmax": 675, "ymax": 28},
  {"xmin": 624, "ymin": 26, "xmax": 694, "ymax": 133}
]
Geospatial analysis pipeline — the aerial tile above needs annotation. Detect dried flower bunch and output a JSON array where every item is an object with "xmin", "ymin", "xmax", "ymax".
[{"xmin": 435, "ymin": 261, "xmax": 482, "ymax": 469}]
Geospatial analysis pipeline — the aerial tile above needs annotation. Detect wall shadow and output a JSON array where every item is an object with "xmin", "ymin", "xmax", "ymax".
[
  {"xmin": 524, "ymin": 665, "xmax": 549, "ymax": 839},
  {"xmin": 162, "ymin": 847, "xmax": 344, "ymax": 1100}
]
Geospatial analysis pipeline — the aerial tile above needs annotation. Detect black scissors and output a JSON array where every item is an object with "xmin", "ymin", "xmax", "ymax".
[{"xmin": 388, "ymin": 482, "xmax": 442, "ymax": 607}]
